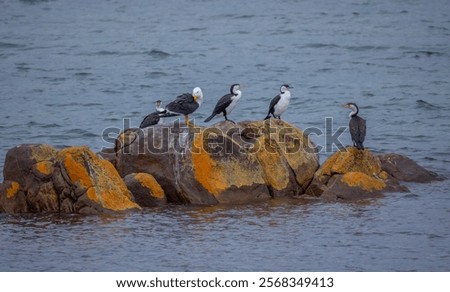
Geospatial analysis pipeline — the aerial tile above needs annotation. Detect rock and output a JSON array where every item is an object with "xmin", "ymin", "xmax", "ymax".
[
  {"xmin": 123, "ymin": 173, "xmax": 167, "ymax": 207},
  {"xmin": 97, "ymin": 147, "xmax": 117, "ymax": 167},
  {"xmin": 321, "ymin": 173, "xmax": 385, "ymax": 201},
  {"xmin": 378, "ymin": 153, "xmax": 440, "ymax": 183},
  {"xmin": 116, "ymin": 119, "xmax": 319, "ymax": 205},
  {"xmin": 0, "ymin": 144, "xmax": 140, "ymax": 214},
  {"xmin": 3, "ymin": 144, "xmax": 60, "ymax": 212},
  {"xmin": 55, "ymin": 146, "xmax": 140, "ymax": 214},
  {"xmin": 306, "ymin": 147, "xmax": 408, "ymax": 201},
  {"xmin": 3, "ymin": 144, "xmax": 57, "ymax": 188},
  {"xmin": 0, "ymin": 181, "xmax": 28, "ymax": 213}
]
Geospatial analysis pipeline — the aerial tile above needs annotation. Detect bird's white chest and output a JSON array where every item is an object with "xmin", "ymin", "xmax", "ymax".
[
  {"xmin": 225, "ymin": 92, "xmax": 242, "ymax": 114},
  {"xmin": 274, "ymin": 91, "xmax": 291, "ymax": 116}
]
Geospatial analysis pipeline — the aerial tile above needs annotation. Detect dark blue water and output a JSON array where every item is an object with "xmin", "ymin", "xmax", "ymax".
[{"xmin": 1, "ymin": 0, "xmax": 449, "ymax": 271}]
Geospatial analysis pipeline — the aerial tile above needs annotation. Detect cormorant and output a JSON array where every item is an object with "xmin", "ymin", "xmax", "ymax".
[
  {"xmin": 264, "ymin": 84, "xmax": 293, "ymax": 120},
  {"xmin": 344, "ymin": 102, "xmax": 366, "ymax": 150},
  {"xmin": 165, "ymin": 87, "xmax": 203, "ymax": 126},
  {"xmin": 204, "ymin": 84, "xmax": 242, "ymax": 123},
  {"xmin": 139, "ymin": 100, "xmax": 179, "ymax": 128}
]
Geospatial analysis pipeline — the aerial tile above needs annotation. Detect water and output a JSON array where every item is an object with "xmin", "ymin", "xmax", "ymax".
[{"xmin": 0, "ymin": 0, "xmax": 449, "ymax": 271}]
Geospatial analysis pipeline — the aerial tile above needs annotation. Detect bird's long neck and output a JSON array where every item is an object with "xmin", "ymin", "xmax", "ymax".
[
  {"xmin": 233, "ymin": 90, "xmax": 242, "ymax": 99},
  {"xmin": 349, "ymin": 107, "xmax": 358, "ymax": 118}
]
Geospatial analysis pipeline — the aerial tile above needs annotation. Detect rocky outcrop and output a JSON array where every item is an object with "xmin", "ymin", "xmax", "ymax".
[
  {"xmin": 0, "ymin": 144, "xmax": 140, "ymax": 214},
  {"xmin": 1, "ymin": 121, "xmax": 441, "ymax": 213},
  {"xmin": 378, "ymin": 153, "xmax": 440, "ymax": 183},
  {"xmin": 306, "ymin": 147, "xmax": 408, "ymax": 201},
  {"xmin": 115, "ymin": 119, "xmax": 320, "ymax": 205},
  {"xmin": 123, "ymin": 173, "xmax": 167, "ymax": 207}
]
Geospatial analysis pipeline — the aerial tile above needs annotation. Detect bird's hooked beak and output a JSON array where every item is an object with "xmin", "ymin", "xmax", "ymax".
[{"xmin": 341, "ymin": 104, "xmax": 349, "ymax": 108}]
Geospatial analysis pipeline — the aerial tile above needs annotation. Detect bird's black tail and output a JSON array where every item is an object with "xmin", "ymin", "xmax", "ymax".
[
  {"xmin": 204, "ymin": 114, "xmax": 215, "ymax": 122},
  {"xmin": 160, "ymin": 112, "xmax": 180, "ymax": 118},
  {"xmin": 264, "ymin": 114, "xmax": 271, "ymax": 120}
]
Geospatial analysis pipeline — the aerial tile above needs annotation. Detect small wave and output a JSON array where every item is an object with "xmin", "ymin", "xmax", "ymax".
[
  {"xmin": 95, "ymin": 50, "xmax": 121, "ymax": 56},
  {"xmin": 74, "ymin": 72, "xmax": 92, "ymax": 77},
  {"xmin": 345, "ymin": 45, "xmax": 390, "ymax": 51},
  {"xmin": 145, "ymin": 71, "xmax": 168, "ymax": 78},
  {"xmin": 102, "ymin": 89, "xmax": 122, "ymax": 94},
  {"xmin": 0, "ymin": 42, "xmax": 26, "ymax": 49},
  {"xmin": 300, "ymin": 43, "xmax": 340, "ymax": 49},
  {"xmin": 19, "ymin": 0, "xmax": 50, "ymax": 4},
  {"xmin": 272, "ymin": 29, "xmax": 295, "ymax": 35},
  {"xmin": 404, "ymin": 50, "xmax": 444, "ymax": 58},
  {"xmin": 38, "ymin": 76, "xmax": 67, "ymax": 83},
  {"xmin": 69, "ymin": 129, "xmax": 98, "ymax": 138},
  {"xmin": 26, "ymin": 121, "xmax": 63, "ymax": 129},
  {"xmin": 181, "ymin": 27, "xmax": 206, "ymax": 32},
  {"xmin": 41, "ymin": 123, "xmax": 62, "ymax": 129},
  {"xmin": 233, "ymin": 15, "xmax": 256, "ymax": 19},
  {"xmin": 144, "ymin": 49, "xmax": 171, "ymax": 58},
  {"xmin": 428, "ymin": 25, "xmax": 449, "ymax": 31},
  {"xmin": 416, "ymin": 99, "xmax": 440, "ymax": 110}
]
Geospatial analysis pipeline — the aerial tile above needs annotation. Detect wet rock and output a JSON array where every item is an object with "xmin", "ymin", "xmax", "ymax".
[
  {"xmin": 55, "ymin": 146, "xmax": 140, "ymax": 214},
  {"xmin": 306, "ymin": 147, "xmax": 408, "ymax": 201},
  {"xmin": 3, "ymin": 144, "xmax": 57, "ymax": 188},
  {"xmin": 123, "ymin": 173, "xmax": 167, "ymax": 207},
  {"xmin": 116, "ymin": 119, "xmax": 319, "ymax": 205},
  {"xmin": 378, "ymin": 153, "xmax": 440, "ymax": 183},
  {"xmin": 3, "ymin": 144, "xmax": 60, "ymax": 212},
  {"xmin": 0, "ymin": 144, "xmax": 140, "ymax": 214},
  {"xmin": 0, "ymin": 181, "xmax": 28, "ymax": 213},
  {"xmin": 97, "ymin": 147, "xmax": 117, "ymax": 167}
]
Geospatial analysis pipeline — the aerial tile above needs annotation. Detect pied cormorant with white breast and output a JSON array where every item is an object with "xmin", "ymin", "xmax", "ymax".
[
  {"xmin": 139, "ymin": 100, "xmax": 179, "ymax": 128},
  {"xmin": 264, "ymin": 84, "xmax": 293, "ymax": 120},
  {"xmin": 165, "ymin": 87, "xmax": 203, "ymax": 126},
  {"xmin": 204, "ymin": 84, "xmax": 242, "ymax": 123},
  {"xmin": 343, "ymin": 102, "xmax": 366, "ymax": 150}
]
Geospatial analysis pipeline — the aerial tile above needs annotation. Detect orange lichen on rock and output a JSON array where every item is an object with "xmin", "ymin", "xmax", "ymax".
[
  {"xmin": 34, "ymin": 161, "xmax": 54, "ymax": 176},
  {"xmin": 341, "ymin": 172, "xmax": 386, "ymax": 191},
  {"xmin": 135, "ymin": 173, "xmax": 165, "ymax": 199},
  {"xmin": 243, "ymin": 119, "xmax": 319, "ymax": 189},
  {"xmin": 254, "ymin": 137, "xmax": 289, "ymax": 191},
  {"xmin": 191, "ymin": 132, "xmax": 226, "ymax": 195},
  {"xmin": 6, "ymin": 181, "xmax": 20, "ymax": 199},
  {"xmin": 191, "ymin": 130, "xmax": 265, "ymax": 197},
  {"xmin": 57, "ymin": 146, "xmax": 140, "ymax": 211},
  {"xmin": 318, "ymin": 147, "xmax": 382, "ymax": 177},
  {"xmin": 59, "ymin": 147, "xmax": 94, "ymax": 190}
]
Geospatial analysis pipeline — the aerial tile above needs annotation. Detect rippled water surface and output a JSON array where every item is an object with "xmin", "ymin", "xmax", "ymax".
[{"xmin": 1, "ymin": 0, "xmax": 449, "ymax": 271}]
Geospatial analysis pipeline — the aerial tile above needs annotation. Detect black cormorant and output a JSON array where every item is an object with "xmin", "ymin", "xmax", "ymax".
[
  {"xmin": 204, "ymin": 84, "xmax": 242, "ymax": 123},
  {"xmin": 344, "ymin": 102, "xmax": 366, "ymax": 150},
  {"xmin": 165, "ymin": 87, "xmax": 203, "ymax": 126},
  {"xmin": 139, "ymin": 100, "xmax": 179, "ymax": 128},
  {"xmin": 264, "ymin": 84, "xmax": 293, "ymax": 120}
]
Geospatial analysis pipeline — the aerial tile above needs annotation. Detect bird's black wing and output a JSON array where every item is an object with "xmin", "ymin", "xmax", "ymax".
[
  {"xmin": 359, "ymin": 116, "xmax": 366, "ymax": 144},
  {"xmin": 268, "ymin": 95, "xmax": 281, "ymax": 114},
  {"xmin": 212, "ymin": 93, "xmax": 234, "ymax": 115},
  {"xmin": 349, "ymin": 116, "xmax": 366, "ymax": 146},
  {"xmin": 139, "ymin": 112, "xmax": 160, "ymax": 128},
  {"xmin": 165, "ymin": 93, "xmax": 199, "ymax": 115}
]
